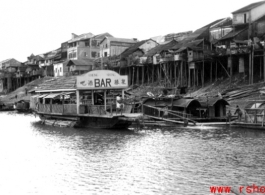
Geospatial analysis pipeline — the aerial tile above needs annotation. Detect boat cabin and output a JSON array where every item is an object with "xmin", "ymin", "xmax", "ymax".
[
  {"xmin": 172, "ymin": 98, "xmax": 201, "ymax": 117},
  {"xmin": 31, "ymin": 70, "xmax": 132, "ymax": 116},
  {"xmin": 244, "ymin": 100, "xmax": 265, "ymax": 123},
  {"xmin": 198, "ymin": 98, "xmax": 229, "ymax": 118}
]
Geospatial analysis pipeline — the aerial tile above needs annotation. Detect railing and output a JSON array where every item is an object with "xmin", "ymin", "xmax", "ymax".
[
  {"xmin": 63, "ymin": 104, "xmax": 77, "ymax": 114},
  {"xmin": 52, "ymin": 104, "xmax": 63, "ymax": 114},
  {"xmin": 244, "ymin": 108, "xmax": 265, "ymax": 125}
]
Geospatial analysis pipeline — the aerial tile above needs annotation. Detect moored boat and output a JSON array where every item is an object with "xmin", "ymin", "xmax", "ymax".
[{"xmin": 31, "ymin": 70, "xmax": 142, "ymax": 129}]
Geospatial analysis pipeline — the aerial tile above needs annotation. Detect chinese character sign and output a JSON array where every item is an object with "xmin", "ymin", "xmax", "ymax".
[{"xmin": 77, "ymin": 70, "xmax": 128, "ymax": 89}]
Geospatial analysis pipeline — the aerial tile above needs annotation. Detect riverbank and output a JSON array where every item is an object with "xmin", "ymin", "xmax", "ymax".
[{"xmin": 1, "ymin": 73, "xmax": 264, "ymax": 111}]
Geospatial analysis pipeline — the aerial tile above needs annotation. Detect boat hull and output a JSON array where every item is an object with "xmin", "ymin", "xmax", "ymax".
[{"xmin": 37, "ymin": 112, "xmax": 132, "ymax": 129}]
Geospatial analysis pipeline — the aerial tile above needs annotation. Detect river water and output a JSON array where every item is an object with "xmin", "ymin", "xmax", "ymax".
[{"xmin": 0, "ymin": 112, "xmax": 265, "ymax": 195}]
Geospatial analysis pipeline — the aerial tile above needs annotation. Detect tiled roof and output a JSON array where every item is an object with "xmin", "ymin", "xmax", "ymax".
[
  {"xmin": 65, "ymin": 59, "xmax": 95, "ymax": 66},
  {"xmin": 106, "ymin": 37, "xmax": 137, "ymax": 43},
  {"xmin": 36, "ymin": 76, "xmax": 77, "ymax": 91},
  {"xmin": 93, "ymin": 32, "xmax": 113, "ymax": 40},
  {"xmin": 146, "ymin": 40, "xmax": 178, "ymax": 57},
  {"xmin": 0, "ymin": 58, "xmax": 12, "ymax": 64},
  {"xmin": 68, "ymin": 32, "xmax": 94, "ymax": 43},
  {"xmin": 218, "ymin": 28, "xmax": 247, "ymax": 41},
  {"xmin": 120, "ymin": 40, "xmax": 150, "ymax": 58},
  {"xmin": 232, "ymin": 1, "xmax": 265, "ymax": 14}
]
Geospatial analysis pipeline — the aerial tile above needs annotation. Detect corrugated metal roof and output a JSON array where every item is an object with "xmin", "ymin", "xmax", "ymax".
[{"xmin": 232, "ymin": 1, "xmax": 265, "ymax": 14}]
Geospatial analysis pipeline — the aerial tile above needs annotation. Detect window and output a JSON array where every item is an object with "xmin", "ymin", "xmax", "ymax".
[
  {"xmin": 73, "ymin": 52, "xmax": 76, "ymax": 58},
  {"xmin": 55, "ymin": 68, "xmax": 57, "ymax": 73},
  {"xmin": 60, "ymin": 67, "xmax": 62, "ymax": 72},
  {"xmin": 85, "ymin": 41, "xmax": 90, "ymax": 47},
  {"xmin": 91, "ymin": 52, "xmax": 97, "ymax": 58},
  {"xmin": 104, "ymin": 52, "xmax": 108, "ymax": 57},
  {"xmin": 105, "ymin": 44, "xmax": 108, "ymax": 48},
  {"xmin": 91, "ymin": 40, "xmax": 97, "ymax": 47},
  {"xmin": 84, "ymin": 52, "xmax": 87, "ymax": 57}
]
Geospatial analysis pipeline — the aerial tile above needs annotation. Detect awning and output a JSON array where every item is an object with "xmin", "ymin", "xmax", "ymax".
[
  {"xmin": 38, "ymin": 94, "xmax": 49, "ymax": 98},
  {"xmin": 31, "ymin": 94, "xmax": 41, "ymax": 98},
  {"xmin": 62, "ymin": 92, "xmax": 75, "ymax": 95},
  {"xmin": 43, "ymin": 93, "xmax": 62, "ymax": 99}
]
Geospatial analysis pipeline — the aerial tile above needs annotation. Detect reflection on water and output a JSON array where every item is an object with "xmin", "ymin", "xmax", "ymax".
[{"xmin": 0, "ymin": 111, "xmax": 265, "ymax": 195}]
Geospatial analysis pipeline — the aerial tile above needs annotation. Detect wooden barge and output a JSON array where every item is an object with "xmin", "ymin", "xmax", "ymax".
[{"xmin": 31, "ymin": 70, "xmax": 142, "ymax": 129}]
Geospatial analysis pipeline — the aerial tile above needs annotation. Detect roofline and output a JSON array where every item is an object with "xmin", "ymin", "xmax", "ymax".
[
  {"xmin": 36, "ymin": 89, "xmax": 76, "ymax": 93},
  {"xmin": 232, "ymin": 1, "xmax": 265, "ymax": 14}
]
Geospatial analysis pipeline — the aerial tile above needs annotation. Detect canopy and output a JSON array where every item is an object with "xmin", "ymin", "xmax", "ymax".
[
  {"xmin": 38, "ymin": 94, "xmax": 48, "ymax": 98},
  {"xmin": 43, "ymin": 93, "xmax": 61, "ymax": 99}
]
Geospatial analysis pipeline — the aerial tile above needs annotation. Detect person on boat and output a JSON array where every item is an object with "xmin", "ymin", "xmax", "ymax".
[
  {"xmin": 226, "ymin": 110, "xmax": 232, "ymax": 124},
  {"xmin": 163, "ymin": 105, "xmax": 169, "ymax": 118},
  {"xmin": 234, "ymin": 105, "xmax": 243, "ymax": 122},
  {"xmin": 116, "ymin": 95, "xmax": 124, "ymax": 113}
]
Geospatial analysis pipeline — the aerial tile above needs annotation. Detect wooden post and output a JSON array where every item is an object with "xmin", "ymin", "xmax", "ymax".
[
  {"xmin": 180, "ymin": 61, "xmax": 183, "ymax": 86},
  {"xmin": 263, "ymin": 44, "xmax": 265, "ymax": 82},
  {"xmin": 104, "ymin": 90, "xmax": 107, "ymax": 111},
  {"xmin": 136, "ymin": 66, "xmax": 139, "ymax": 85},
  {"xmin": 174, "ymin": 62, "xmax": 176, "ymax": 87},
  {"xmin": 215, "ymin": 61, "xmax": 217, "ymax": 82},
  {"xmin": 152, "ymin": 65, "xmax": 154, "ymax": 84},
  {"xmin": 91, "ymin": 90, "xmax": 94, "ymax": 105},
  {"xmin": 210, "ymin": 62, "xmax": 212, "ymax": 83},
  {"xmin": 188, "ymin": 67, "xmax": 191, "ymax": 87},
  {"xmin": 196, "ymin": 67, "xmax": 199, "ymax": 86},
  {"xmin": 127, "ymin": 67, "xmax": 132, "ymax": 86},
  {"xmin": 202, "ymin": 61, "xmax": 204, "ymax": 87},
  {"xmin": 230, "ymin": 56, "xmax": 232, "ymax": 84},
  {"xmin": 76, "ymin": 90, "xmax": 80, "ymax": 114},
  {"xmin": 142, "ymin": 66, "xmax": 144, "ymax": 85},
  {"xmin": 132, "ymin": 67, "xmax": 135, "ymax": 85},
  {"xmin": 160, "ymin": 64, "xmax": 162, "ymax": 82},
  {"xmin": 252, "ymin": 46, "xmax": 254, "ymax": 84},
  {"xmin": 249, "ymin": 52, "xmax": 252, "ymax": 84},
  {"xmin": 260, "ymin": 56, "xmax": 262, "ymax": 79},
  {"xmin": 194, "ymin": 66, "xmax": 196, "ymax": 87}
]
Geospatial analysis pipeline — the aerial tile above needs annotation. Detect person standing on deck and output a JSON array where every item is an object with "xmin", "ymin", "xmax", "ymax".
[
  {"xmin": 226, "ymin": 110, "xmax": 232, "ymax": 124},
  {"xmin": 163, "ymin": 105, "xmax": 169, "ymax": 118},
  {"xmin": 234, "ymin": 105, "xmax": 243, "ymax": 122}
]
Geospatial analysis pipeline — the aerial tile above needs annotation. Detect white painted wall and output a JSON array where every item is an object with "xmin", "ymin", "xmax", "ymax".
[
  {"xmin": 250, "ymin": 3, "xmax": 265, "ymax": 22},
  {"xmin": 233, "ymin": 12, "xmax": 249, "ymax": 24}
]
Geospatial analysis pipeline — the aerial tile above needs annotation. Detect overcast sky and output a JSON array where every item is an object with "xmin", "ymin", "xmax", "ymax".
[{"xmin": 0, "ymin": 0, "xmax": 261, "ymax": 62}]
